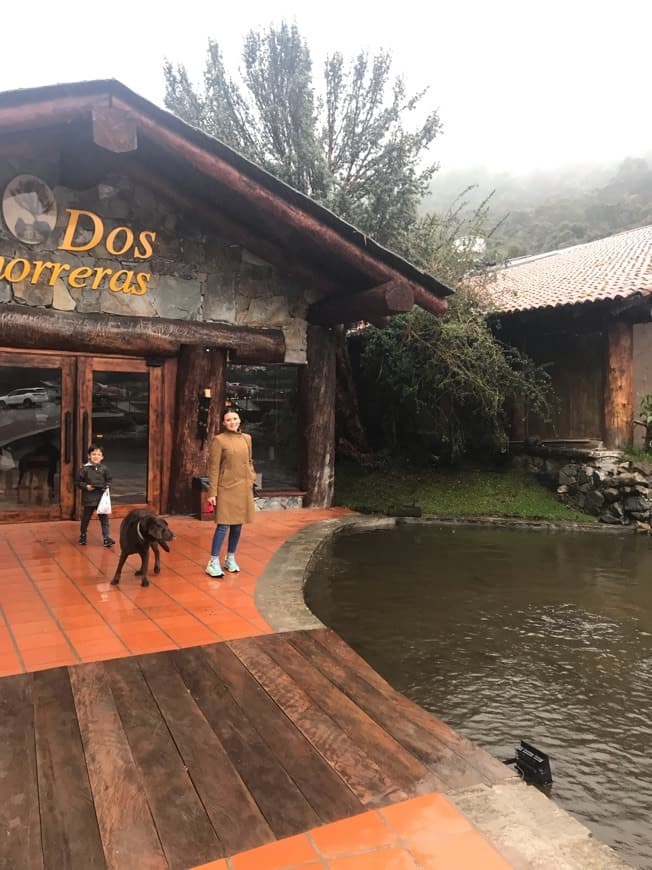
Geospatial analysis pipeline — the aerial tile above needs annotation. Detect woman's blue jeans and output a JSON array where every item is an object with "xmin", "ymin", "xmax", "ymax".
[{"xmin": 211, "ymin": 523, "xmax": 242, "ymax": 557}]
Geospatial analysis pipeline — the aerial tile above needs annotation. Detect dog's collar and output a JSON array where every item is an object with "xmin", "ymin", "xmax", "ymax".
[{"xmin": 136, "ymin": 521, "xmax": 145, "ymax": 543}]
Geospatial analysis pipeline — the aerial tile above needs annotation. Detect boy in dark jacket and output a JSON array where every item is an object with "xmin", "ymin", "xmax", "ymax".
[{"xmin": 76, "ymin": 443, "xmax": 115, "ymax": 547}]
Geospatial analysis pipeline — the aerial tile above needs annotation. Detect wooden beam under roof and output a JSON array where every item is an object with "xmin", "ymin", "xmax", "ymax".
[{"xmin": 308, "ymin": 281, "xmax": 414, "ymax": 325}]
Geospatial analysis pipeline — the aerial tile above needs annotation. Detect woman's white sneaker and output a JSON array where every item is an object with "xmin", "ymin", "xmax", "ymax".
[
  {"xmin": 205, "ymin": 557, "xmax": 223, "ymax": 578},
  {"xmin": 224, "ymin": 554, "xmax": 240, "ymax": 573}
]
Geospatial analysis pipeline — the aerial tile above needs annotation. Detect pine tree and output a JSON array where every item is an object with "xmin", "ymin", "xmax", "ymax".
[{"xmin": 164, "ymin": 22, "xmax": 441, "ymax": 253}]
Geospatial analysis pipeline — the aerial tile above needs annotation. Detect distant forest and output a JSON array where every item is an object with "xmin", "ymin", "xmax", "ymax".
[{"xmin": 425, "ymin": 154, "xmax": 652, "ymax": 262}]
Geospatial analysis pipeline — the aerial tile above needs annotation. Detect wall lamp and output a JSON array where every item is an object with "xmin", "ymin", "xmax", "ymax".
[{"xmin": 197, "ymin": 388, "xmax": 211, "ymax": 449}]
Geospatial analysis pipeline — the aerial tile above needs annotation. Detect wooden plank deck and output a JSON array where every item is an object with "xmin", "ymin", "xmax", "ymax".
[{"xmin": 0, "ymin": 628, "xmax": 514, "ymax": 870}]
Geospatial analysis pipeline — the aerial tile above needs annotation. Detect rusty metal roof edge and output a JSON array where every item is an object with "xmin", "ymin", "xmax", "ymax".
[{"xmin": 0, "ymin": 78, "xmax": 453, "ymax": 300}]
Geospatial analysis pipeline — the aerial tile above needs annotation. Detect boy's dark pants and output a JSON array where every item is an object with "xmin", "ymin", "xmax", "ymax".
[{"xmin": 80, "ymin": 505, "xmax": 109, "ymax": 538}]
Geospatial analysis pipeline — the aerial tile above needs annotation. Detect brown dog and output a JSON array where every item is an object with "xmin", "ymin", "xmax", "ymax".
[{"xmin": 110, "ymin": 509, "xmax": 174, "ymax": 588}]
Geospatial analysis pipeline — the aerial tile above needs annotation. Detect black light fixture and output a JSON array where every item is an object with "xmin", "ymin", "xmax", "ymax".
[
  {"xmin": 197, "ymin": 388, "xmax": 211, "ymax": 449},
  {"xmin": 504, "ymin": 740, "xmax": 553, "ymax": 788}
]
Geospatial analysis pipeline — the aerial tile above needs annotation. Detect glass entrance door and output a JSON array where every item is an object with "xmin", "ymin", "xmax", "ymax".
[
  {"xmin": 78, "ymin": 358, "xmax": 161, "ymax": 517},
  {"xmin": 0, "ymin": 351, "xmax": 75, "ymax": 521},
  {"xmin": 0, "ymin": 351, "xmax": 163, "ymax": 523}
]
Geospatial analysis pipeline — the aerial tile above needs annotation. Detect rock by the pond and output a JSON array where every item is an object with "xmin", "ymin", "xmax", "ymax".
[{"xmin": 517, "ymin": 447, "xmax": 652, "ymax": 527}]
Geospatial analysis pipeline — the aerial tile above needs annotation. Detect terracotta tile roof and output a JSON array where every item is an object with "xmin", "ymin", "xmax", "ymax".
[{"xmin": 487, "ymin": 225, "xmax": 652, "ymax": 313}]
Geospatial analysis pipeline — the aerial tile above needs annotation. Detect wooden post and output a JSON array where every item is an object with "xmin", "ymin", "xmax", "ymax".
[
  {"xmin": 301, "ymin": 326, "xmax": 336, "ymax": 507},
  {"xmin": 604, "ymin": 321, "xmax": 633, "ymax": 449},
  {"xmin": 168, "ymin": 346, "xmax": 226, "ymax": 515},
  {"xmin": 510, "ymin": 397, "xmax": 527, "ymax": 442}
]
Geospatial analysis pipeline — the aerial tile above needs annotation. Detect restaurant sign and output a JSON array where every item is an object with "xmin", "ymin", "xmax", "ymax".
[{"xmin": 0, "ymin": 175, "xmax": 156, "ymax": 294}]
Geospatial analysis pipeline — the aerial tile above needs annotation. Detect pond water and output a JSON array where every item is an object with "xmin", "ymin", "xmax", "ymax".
[{"xmin": 305, "ymin": 524, "xmax": 652, "ymax": 869}]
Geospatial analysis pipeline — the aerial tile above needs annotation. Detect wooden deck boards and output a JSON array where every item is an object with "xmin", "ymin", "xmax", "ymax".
[{"xmin": 0, "ymin": 628, "xmax": 514, "ymax": 870}]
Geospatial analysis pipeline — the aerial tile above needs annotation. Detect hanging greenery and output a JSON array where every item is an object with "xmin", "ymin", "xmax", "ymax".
[{"xmin": 358, "ymin": 292, "xmax": 555, "ymax": 462}]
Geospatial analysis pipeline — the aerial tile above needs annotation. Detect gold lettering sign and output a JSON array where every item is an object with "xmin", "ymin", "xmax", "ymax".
[{"xmin": 1, "ymin": 178, "xmax": 157, "ymax": 295}]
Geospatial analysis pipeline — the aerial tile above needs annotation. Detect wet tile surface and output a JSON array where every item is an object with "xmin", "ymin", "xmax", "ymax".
[{"xmin": 0, "ymin": 509, "xmax": 348, "ymax": 675}]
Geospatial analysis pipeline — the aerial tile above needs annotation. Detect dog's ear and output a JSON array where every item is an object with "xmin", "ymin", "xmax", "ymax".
[
  {"xmin": 142, "ymin": 515, "xmax": 160, "ymax": 538},
  {"xmin": 147, "ymin": 517, "xmax": 167, "ymax": 541}
]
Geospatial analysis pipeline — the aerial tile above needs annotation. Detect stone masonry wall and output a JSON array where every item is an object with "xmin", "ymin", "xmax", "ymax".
[
  {"xmin": 0, "ymin": 157, "xmax": 312, "ymax": 363},
  {"xmin": 516, "ymin": 449, "xmax": 652, "ymax": 529},
  {"xmin": 254, "ymin": 494, "xmax": 304, "ymax": 511}
]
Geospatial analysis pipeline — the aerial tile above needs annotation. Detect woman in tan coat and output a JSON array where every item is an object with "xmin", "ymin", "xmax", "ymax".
[{"xmin": 205, "ymin": 408, "xmax": 256, "ymax": 577}]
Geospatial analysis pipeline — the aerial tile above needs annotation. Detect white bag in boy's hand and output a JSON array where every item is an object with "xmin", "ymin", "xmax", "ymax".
[
  {"xmin": 0, "ymin": 449, "xmax": 15, "ymax": 471},
  {"xmin": 96, "ymin": 488, "xmax": 112, "ymax": 515}
]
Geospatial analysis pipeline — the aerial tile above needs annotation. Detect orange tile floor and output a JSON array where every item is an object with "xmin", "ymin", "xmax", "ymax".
[
  {"xmin": 0, "ymin": 507, "xmax": 348, "ymax": 675},
  {"xmin": 194, "ymin": 793, "xmax": 511, "ymax": 870}
]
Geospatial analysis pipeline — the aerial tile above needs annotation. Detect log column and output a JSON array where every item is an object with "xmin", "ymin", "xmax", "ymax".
[
  {"xmin": 168, "ymin": 346, "xmax": 226, "ymax": 514},
  {"xmin": 604, "ymin": 321, "xmax": 633, "ymax": 449},
  {"xmin": 300, "ymin": 325, "xmax": 336, "ymax": 507}
]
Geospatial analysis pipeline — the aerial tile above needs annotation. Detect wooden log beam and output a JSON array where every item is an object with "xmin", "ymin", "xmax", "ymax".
[
  {"xmin": 0, "ymin": 305, "xmax": 285, "ymax": 363},
  {"xmin": 168, "ymin": 346, "xmax": 226, "ymax": 515},
  {"xmin": 300, "ymin": 325, "xmax": 336, "ymax": 507},
  {"xmin": 412, "ymin": 285, "xmax": 448, "ymax": 317},
  {"xmin": 604, "ymin": 321, "xmax": 633, "ymax": 449},
  {"xmin": 307, "ymin": 281, "xmax": 414, "ymax": 325},
  {"xmin": 113, "ymin": 98, "xmax": 450, "ymax": 315},
  {"xmin": 0, "ymin": 94, "xmax": 110, "ymax": 132}
]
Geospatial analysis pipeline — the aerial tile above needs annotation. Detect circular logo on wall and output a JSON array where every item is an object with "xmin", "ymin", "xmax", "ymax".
[{"xmin": 2, "ymin": 174, "xmax": 57, "ymax": 245}]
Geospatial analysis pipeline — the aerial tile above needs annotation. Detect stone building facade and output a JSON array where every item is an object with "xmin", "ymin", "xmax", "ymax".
[
  {"xmin": 0, "ymin": 79, "xmax": 450, "ymax": 524},
  {"xmin": 0, "ymin": 171, "xmax": 310, "ymax": 364}
]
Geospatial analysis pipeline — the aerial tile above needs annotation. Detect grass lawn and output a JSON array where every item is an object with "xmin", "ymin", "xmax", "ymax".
[{"xmin": 334, "ymin": 461, "xmax": 596, "ymax": 522}]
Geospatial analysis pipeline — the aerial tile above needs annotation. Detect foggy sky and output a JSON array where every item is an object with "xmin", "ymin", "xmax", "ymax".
[{"xmin": 2, "ymin": 0, "xmax": 650, "ymax": 174}]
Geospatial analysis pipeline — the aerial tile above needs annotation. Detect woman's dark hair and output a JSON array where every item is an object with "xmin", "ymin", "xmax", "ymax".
[{"xmin": 87, "ymin": 443, "xmax": 103, "ymax": 456}]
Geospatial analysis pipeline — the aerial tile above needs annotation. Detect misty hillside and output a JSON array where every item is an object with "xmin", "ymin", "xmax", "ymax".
[{"xmin": 425, "ymin": 154, "xmax": 652, "ymax": 261}]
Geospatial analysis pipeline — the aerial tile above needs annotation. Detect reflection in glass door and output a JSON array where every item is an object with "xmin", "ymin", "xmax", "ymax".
[
  {"xmin": 91, "ymin": 370, "xmax": 149, "ymax": 505},
  {"xmin": 0, "ymin": 353, "xmax": 164, "ymax": 522},
  {"xmin": 0, "ymin": 352, "xmax": 74, "ymax": 520},
  {"xmin": 225, "ymin": 363, "xmax": 300, "ymax": 490},
  {"xmin": 79, "ymin": 357, "xmax": 161, "ymax": 515}
]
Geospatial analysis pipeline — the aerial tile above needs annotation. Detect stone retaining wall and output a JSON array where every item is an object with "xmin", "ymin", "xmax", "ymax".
[
  {"xmin": 515, "ymin": 448, "xmax": 652, "ymax": 528},
  {"xmin": 254, "ymin": 494, "xmax": 304, "ymax": 511}
]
